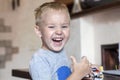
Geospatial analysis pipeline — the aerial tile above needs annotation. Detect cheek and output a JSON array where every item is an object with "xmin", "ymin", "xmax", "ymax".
[
  {"xmin": 42, "ymin": 30, "xmax": 53, "ymax": 39},
  {"xmin": 64, "ymin": 30, "xmax": 70, "ymax": 38}
]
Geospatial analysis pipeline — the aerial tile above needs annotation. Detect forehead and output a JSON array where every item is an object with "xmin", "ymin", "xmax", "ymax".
[{"xmin": 41, "ymin": 9, "xmax": 70, "ymax": 23}]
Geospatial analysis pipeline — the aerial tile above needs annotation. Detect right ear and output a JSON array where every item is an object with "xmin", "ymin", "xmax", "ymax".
[{"xmin": 34, "ymin": 26, "xmax": 42, "ymax": 38}]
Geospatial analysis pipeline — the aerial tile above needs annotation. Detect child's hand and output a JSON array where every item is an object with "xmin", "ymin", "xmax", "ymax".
[{"xmin": 70, "ymin": 56, "xmax": 91, "ymax": 79}]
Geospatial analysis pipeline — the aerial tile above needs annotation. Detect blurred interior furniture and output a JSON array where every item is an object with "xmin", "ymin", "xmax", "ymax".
[
  {"xmin": 103, "ymin": 70, "xmax": 120, "ymax": 80},
  {"xmin": 12, "ymin": 69, "xmax": 31, "ymax": 80},
  {"xmin": 101, "ymin": 43, "xmax": 119, "ymax": 70},
  {"xmin": 55, "ymin": 0, "xmax": 120, "ymax": 19},
  {"xmin": 12, "ymin": 68, "xmax": 120, "ymax": 80}
]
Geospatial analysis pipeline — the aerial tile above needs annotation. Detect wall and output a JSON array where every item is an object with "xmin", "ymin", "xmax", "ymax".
[
  {"xmin": 94, "ymin": 7, "xmax": 120, "ymax": 65},
  {"xmin": 0, "ymin": 0, "xmax": 53, "ymax": 80},
  {"xmin": 74, "ymin": 7, "xmax": 120, "ymax": 65},
  {"xmin": 65, "ymin": 18, "xmax": 81, "ymax": 62}
]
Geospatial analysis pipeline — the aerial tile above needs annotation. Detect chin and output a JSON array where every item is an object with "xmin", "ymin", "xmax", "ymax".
[{"xmin": 51, "ymin": 47, "xmax": 63, "ymax": 53}]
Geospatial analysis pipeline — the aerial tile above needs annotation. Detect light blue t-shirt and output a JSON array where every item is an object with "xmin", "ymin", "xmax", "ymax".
[{"xmin": 29, "ymin": 49, "xmax": 71, "ymax": 80}]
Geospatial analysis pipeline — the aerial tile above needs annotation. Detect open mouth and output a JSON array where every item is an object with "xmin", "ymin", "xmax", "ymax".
[
  {"xmin": 52, "ymin": 37, "xmax": 63, "ymax": 46},
  {"xmin": 52, "ymin": 37, "xmax": 63, "ymax": 42}
]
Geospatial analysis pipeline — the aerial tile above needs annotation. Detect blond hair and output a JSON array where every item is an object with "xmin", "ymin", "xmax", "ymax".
[{"xmin": 35, "ymin": 2, "xmax": 70, "ymax": 26}]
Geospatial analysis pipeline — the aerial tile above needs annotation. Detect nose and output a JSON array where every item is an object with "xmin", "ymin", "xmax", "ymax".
[{"xmin": 55, "ymin": 28, "xmax": 62, "ymax": 35}]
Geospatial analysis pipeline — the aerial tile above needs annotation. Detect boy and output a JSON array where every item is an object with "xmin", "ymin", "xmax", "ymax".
[{"xmin": 29, "ymin": 2, "xmax": 91, "ymax": 80}]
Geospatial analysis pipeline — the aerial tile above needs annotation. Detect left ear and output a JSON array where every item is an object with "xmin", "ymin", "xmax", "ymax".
[{"xmin": 34, "ymin": 26, "xmax": 42, "ymax": 38}]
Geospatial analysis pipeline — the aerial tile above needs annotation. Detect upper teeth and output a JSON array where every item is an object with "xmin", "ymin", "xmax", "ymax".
[{"xmin": 53, "ymin": 38, "xmax": 63, "ymax": 41}]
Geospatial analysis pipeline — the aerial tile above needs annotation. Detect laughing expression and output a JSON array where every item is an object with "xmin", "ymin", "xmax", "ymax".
[{"xmin": 37, "ymin": 9, "xmax": 70, "ymax": 52}]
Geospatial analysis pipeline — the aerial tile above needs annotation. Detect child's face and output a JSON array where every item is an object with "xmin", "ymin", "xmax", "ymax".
[{"xmin": 38, "ymin": 9, "xmax": 70, "ymax": 52}]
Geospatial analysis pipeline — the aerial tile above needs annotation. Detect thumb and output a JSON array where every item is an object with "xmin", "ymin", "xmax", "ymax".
[{"xmin": 70, "ymin": 56, "xmax": 77, "ymax": 64}]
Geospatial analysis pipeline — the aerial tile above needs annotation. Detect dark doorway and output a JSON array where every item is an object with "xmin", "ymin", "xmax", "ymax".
[{"xmin": 101, "ymin": 43, "xmax": 119, "ymax": 70}]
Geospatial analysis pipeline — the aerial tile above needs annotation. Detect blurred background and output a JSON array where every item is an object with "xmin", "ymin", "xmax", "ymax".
[
  {"xmin": 0, "ymin": 0, "xmax": 120, "ymax": 80},
  {"xmin": 0, "ymin": 0, "xmax": 53, "ymax": 80}
]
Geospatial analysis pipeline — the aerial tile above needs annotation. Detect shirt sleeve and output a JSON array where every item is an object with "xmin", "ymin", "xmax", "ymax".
[{"xmin": 29, "ymin": 56, "xmax": 51, "ymax": 80}]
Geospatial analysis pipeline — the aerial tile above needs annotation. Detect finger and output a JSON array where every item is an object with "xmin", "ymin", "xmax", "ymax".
[
  {"xmin": 81, "ymin": 56, "xmax": 87, "ymax": 60},
  {"xmin": 70, "ymin": 56, "xmax": 77, "ymax": 64},
  {"xmin": 81, "ymin": 56, "xmax": 89, "ymax": 64},
  {"xmin": 89, "ymin": 63, "xmax": 92, "ymax": 67},
  {"xmin": 81, "ymin": 56, "xmax": 86, "ymax": 59}
]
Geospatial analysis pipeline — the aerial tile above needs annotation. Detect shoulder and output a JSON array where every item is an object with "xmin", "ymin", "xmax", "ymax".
[{"xmin": 30, "ymin": 49, "xmax": 49, "ymax": 65}]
